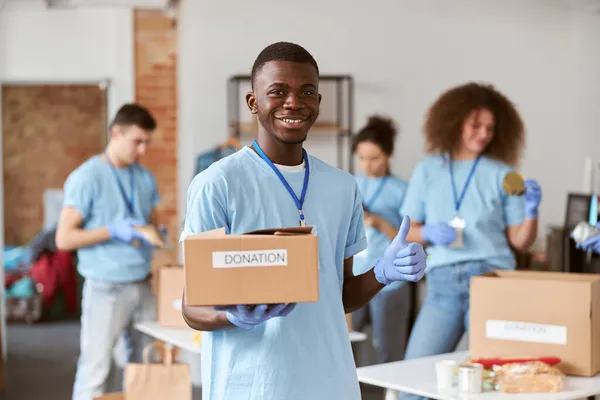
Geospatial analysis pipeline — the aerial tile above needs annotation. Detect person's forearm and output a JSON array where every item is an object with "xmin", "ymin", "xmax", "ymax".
[
  {"xmin": 342, "ymin": 269, "xmax": 385, "ymax": 313},
  {"xmin": 55, "ymin": 227, "xmax": 111, "ymax": 251},
  {"xmin": 376, "ymin": 218, "xmax": 398, "ymax": 241},
  {"xmin": 181, "ymin": 292, "xmax": 234, "ymax": 331},
  {"xmin": 406, "ymin": 223, "xmax": 426, "ymax": 245},
  {"xmin": 509, "ymin": 217, "xmax": 538, "ymax": 251}
]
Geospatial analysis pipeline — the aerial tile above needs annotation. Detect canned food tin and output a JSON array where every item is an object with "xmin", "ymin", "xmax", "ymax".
[{"xmin": 458, "ymin": 364, "xmax": 483, "ymax": 394}]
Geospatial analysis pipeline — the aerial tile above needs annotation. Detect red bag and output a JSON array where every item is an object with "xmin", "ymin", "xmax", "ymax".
[{"xmin": 29, "ymin": 250, "xmax": 77, "ymax": 314}]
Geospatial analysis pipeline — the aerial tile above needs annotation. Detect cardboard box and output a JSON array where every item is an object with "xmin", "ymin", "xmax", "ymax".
[
  {"xmin": 158, "ymin": 264, "xmax": 187, "ymax": 328},
  {"xmin": 183, "ymin": 226, "xmax": 318, "ymax": 306},
  {"xmin": 470, "ymin": 270, "xmax": 600, "ymax": 376},
  {"xmin": 94, "ymin": 393, "xmax": 123, "ymax": 400}
]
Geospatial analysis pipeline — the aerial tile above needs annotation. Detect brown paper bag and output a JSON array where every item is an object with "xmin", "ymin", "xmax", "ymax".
[{"xmin": 125, "ymin": 342, "xmax": 191, "ymax": 400}]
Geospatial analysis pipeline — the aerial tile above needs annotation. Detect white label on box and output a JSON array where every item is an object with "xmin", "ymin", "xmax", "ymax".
[
  {"xmin": 171, "ymin": 299, "xmax": 182, "ymax": 311},
  {"xmin": 212, "ymin": 249, "xmax": 288, "ymax": 268},
  {"xmin": 485, "ymin": 320, "xmax": 567, "ymax": 345}
]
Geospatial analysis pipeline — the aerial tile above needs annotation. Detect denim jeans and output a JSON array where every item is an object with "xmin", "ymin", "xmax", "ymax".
[
  {"xmin": 398, "ymin": 261, "xmax": 497, "ymax": 400},
  {"xmin": 72, "ymin": 278, "xmax": 156, "ymax": 400},
  {"xmin": 352, "ymin": 282, "xmax": 412, "ymax": 364}
]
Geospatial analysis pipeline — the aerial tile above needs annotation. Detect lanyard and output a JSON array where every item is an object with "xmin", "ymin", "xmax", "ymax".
[
  {"xmin": 449, "ymin": 156, "xmax": 481, "ymax": 215},
  {"xmin": 362, "ymin": 175, "xmax": 389, "ymax": 212},
  {"xmin": 104, "ymin": 152, "xmax": 135, "ymax": 217},
  {"xmin": 252, "ymin": 140, "xmax": 310, "ymax": 226}
]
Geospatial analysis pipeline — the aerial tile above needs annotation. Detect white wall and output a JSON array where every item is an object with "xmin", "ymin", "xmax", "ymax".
[
  {"xmin": 0, "ymin": 6, "xmax": 135, "ymax": 120},
  {"xmin": 179, "ymin": 0, "xmax": 599, "ymax": 249},
  {"xmin": 573, "ymin": 10, "xmax": 600, "ymax": 191}
]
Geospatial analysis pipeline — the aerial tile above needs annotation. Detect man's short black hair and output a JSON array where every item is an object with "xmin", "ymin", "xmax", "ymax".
[
  {"xmin": 110, "ymin": 103, "xmax": 157, "ymax": 131},
  {"xmin": 250, "ymin": 41, "xmax": 319, "ymax": 88}
]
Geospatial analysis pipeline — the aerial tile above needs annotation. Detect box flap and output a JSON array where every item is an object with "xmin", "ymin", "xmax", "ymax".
[
  {"xmin": 245, "ymin": 226, "xmax": 314, "ymax": 236},
  {"xmin": 184, "ymin": 227, "xmax": 227, "ymax": 240},
  {"xmin": 160, "ymin": 263, "xmax": 183, "ymax": 269},
  {"xmin": 476, "ymin": 270, "xmax": 600, "ymax": 283}
]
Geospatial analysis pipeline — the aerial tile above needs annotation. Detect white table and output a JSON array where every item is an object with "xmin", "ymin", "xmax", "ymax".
[
  {"xmin": 135, "ymin": 320, "xmax": 368, "ymax": 351},
  {"xmin": 357, "ymin": 351, "xmax": 600, "ymax": 400},
  {"xmin": 134, "ymin": 321, "xmax": 202, "ymax": 353}
]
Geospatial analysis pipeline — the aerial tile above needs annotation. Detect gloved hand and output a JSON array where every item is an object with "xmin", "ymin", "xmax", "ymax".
[
  {"xmin": 421, "ymin": 223, "xmax": 457, "ymax": 245},
  {"xmin": 524, "ymin": 179, "xmax": 542, "ymax": 219},
  {"xmin": 107, "ymin": 218, "xmax": 147, "ymax": 244},
  {"xmin": 218, "ymin": 303, "xmax": 296, "ymax": 330},
  {"xmin": 580, "ymin": 223, "xmax": 600, "ymax": 254},
  {"xmin": 374, "ymin": 216, "xmax": 427, "ymax": 284}
]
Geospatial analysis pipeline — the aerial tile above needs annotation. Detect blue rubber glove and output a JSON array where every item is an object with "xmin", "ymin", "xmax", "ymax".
[
  {"xmin": 524, "ymin": 179, "xmax": 542, "ymax": 219},
  {"xmin": 421, "ymin": 223, "xmax": 457, "ymax": 245},
  {"xmin": 580, "ymin": 223, "xmax": 600, "ymax": 254},
  {"xmin": 374, "ymin": 216, "xmax": 427, "ymax": 284},
  {"xmin": 219, "ymin": 304, "xmax": 296, "ymax": 330},
  {"xmin": 107, "ymin": 218, "xmax": 146, "ymax": 244}
]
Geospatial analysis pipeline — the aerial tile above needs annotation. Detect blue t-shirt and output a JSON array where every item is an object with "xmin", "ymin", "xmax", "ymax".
[
  {"xmin": 63, "ymin": 155, "xmax": 160, "ymax": 282},
  {"xmin": 401, "ymin": 154, "xmax": 524, "ymax": 270},
  {"xmin": 353, "ymin": 174, "xmax": 407, "ymax": 290},
  {"xmin": 181, "ymin": 146, "xmax": 367, "ymax": 400}
]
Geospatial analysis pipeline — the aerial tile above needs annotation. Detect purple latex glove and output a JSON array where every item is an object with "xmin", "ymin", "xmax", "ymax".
[
  {"xmin": 218, "ymin": 304, "xmax": 296, "ymax": 330},
  {"xmin": 524, "ymin": 179, "xmax": 542, "ymax": 218},
  {"xmin": 580, "ymin": 223, "xmax": 600, "ymax": 254},
  {"xmin": 107, "ymin": 218, "xmax": 147, "ymax": 244},
  {"xmin": 421, "ymin": 223, "xmax": 456, "ymax": 245},
  {"xmin": 374, "ymin": 216, "xmax": 427, "ymax": 284}
]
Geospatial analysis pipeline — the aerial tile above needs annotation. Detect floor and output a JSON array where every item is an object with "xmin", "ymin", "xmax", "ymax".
[{"xmin": 0, "ymin": 321, "xmax": 383, "ymax": 400}]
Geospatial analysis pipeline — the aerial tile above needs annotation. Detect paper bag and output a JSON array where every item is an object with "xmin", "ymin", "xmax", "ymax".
[{"xmin": 125, "ymin": 342, "xmax": 191, "ymax": 400}]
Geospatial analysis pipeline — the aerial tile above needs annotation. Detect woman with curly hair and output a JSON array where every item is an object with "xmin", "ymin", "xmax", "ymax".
[
  {"xmin": 399, "ymin": 83, "xmax": 542, "ymax": 390},
  {"xmin": 351, "ymin": 115, "xmax": 412, "ymax": 364}
]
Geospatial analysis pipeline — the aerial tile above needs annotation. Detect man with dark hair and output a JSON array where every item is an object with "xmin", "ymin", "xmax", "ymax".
[
  {"xmin": 250, "ymin": 41, "xmax": 319, "ymax": 88},
  {"xmin": 181, "ymin": 42, "xmax": 426, "ymax": 399},
  {"xmin": 56, "ymin": 103, "xmax": 162, "ymax": 400}
]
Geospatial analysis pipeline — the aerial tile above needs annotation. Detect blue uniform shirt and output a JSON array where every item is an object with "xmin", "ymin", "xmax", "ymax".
[
  {"xmin": 63, "ymin": 155, "xmax": 160, "ymax": 282},
  {"xmin": 353, "ymin": 174, "xmax": 407, "ymax": 290},
  {"xmin": 181, "ymin": 146, "xmax": 367, "ymax": 400},
  {"xmin": 401, "ymin": 154, "xmax": 524, "ymax": 270}
]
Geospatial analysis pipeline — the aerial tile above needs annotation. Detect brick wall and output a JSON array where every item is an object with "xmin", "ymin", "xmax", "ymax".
[
  {"xmin": 133, "ymin": 10, "xmax": 178, "ymax": 267},
  {"xmin": 2, "ymin": 84, "xmax": 107, "ymax": 245}
]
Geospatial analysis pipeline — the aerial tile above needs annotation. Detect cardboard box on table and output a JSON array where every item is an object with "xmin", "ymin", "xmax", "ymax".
[
  {"xmin": 157, "ymin": 264, "xmax": 187, "ymax": 328},
  {"xmin": 470, "ymin": 270, "xmax": 600, "ymax": 376},
  {"xmin": 183, "ymin": 226, "xmax": 319, "ymax": 306}
]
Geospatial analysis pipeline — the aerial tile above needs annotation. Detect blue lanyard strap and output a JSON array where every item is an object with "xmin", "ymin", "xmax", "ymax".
[
  {"xmin": 104, "ymin": 152, "xmax": 135, "ymax": 217},
  {"xmin": 252, "ymin": 140, "xmax": 310, "ymax": 226},
  {"xmin": 449, "ymin": 156, "xmax": 481, "ymax": 213},
  {"xmin": 362, "ymin": 176, "xmax": 389, "ymax": 212}
]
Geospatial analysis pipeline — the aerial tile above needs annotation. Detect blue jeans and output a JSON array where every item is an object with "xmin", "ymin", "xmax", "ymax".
[
  {"xmin": 72, "ymin": 278, "xmax": 156, "ymax": 400},
  {"xmin": 352, "ymin": 282, "xmax": 412, "ymax": 364},
  {"xmin": 399, "ymin": 261, "xmax": 497, "ymax": 400}
]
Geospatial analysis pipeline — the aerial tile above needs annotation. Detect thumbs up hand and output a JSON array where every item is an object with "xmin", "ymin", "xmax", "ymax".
[{"xmin": 373, "ymin": 216, "xmax": 427, "ymax": 284}]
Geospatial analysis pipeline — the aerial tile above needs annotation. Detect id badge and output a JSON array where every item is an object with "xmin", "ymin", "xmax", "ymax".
[{"xmin": 448, "ymin": 214, "xmax": 466, "ymax": 248}]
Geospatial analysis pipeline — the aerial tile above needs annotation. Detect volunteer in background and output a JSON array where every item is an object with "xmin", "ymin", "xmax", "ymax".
[
  {"xmin": 180, "ymin": 41, "xmax": 427, "ymax": 400},
  {"xmin": 351, "ymin": 115, "xmax": 411, "ymax": 363},
  {"xmin": 56, "ymin": 104, "xmax": 161, "ymax": 400},
  {"xmin": 399, "ymin": 83, "xmax": 542, "ymax": 400}
]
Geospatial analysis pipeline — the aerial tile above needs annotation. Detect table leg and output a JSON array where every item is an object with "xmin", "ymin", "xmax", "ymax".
[{"xmin": 384, "ymin": 388, "xmax": 399, "ymax": 400}]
